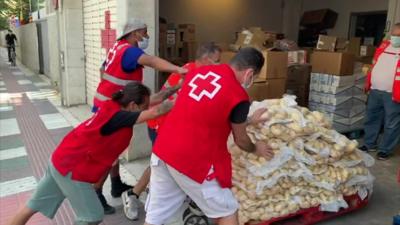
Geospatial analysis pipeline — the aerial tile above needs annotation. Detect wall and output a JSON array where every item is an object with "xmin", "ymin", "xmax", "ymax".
[
  {"xmin": 83, "ymin": 0, "xmax": 117, "ymax": 107},
  {"xmin": 302, "ymin": 0, "xmax": 389, "ymax": 38},
  {"xmin": 15, "ymin": 23, "xmax": 40, "ymax": 73},
  {"xmin": 46, "ymin": 14, "xmax": 61, "ymax": 87},
  {"xmin": 159, "ymin": 0, "xmax": 284, "ymax": 44},
  {"xmin": 58, "ymin": 0, "xmax": 86, "ymax": 106}
]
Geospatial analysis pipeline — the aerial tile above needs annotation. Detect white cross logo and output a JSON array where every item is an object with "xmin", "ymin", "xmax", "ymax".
[{"xmin": 188, "ymin": 72, "xmax": 222, "ymax": 102}]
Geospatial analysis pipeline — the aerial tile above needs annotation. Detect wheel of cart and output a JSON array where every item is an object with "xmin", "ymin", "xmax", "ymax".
[{"xmin": 182, "ymin": 200, "xmax": 210, "ymax": 225}]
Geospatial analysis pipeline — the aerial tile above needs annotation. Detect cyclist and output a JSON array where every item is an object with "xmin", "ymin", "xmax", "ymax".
[{"xmin": 5, "ymin": 29, "xmax": 17, "ymax": 63}]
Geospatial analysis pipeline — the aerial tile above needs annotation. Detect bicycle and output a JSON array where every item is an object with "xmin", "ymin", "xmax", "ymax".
[
  {"xmin": 10, "ymin": 46, "xmax": 16, "ymax": 67},
  {"xmin": 7, "ymin": 45, "xmax": 16, "ymax": 67}
]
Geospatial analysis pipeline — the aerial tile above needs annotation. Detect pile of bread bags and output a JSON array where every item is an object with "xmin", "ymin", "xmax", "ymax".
[{"xmin": 229, "ymin": 95, "xmax": 375, "ymax": 224}]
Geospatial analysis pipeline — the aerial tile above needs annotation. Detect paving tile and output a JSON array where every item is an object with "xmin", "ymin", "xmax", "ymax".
[
  {"xmin": 0, "ymin": 134, "xmax": 24, "ymax": 150},
  {"xmin": 0, "ymin": 156, "xmax": 30, "ymax": 172},
  {"xmin": 0, "ymin": 109, "xmax": 16, "ymax": 120},
  {"xmin": 0, "ymin": 176, "xmax": 37, "ymax": 197},
  {"xmin": 0, "ymin": 118, "xmax": 20, "ymax": 136},
  {"xmin": 0, "ymin": 165, "xmax": 33, "ymax": 183},
  {"xmin": 0, "ymin": 81, "xmax": 5, "ymax": 86},
  {"xmin": 0, "ymin": 146, "xmax": 27, "ymax": 160},
  {"xmin": 34, "ymin": 82, "xmax": 52, "ymax": 88},
  {"xmin": 0, "ymin": 87, "xmax": 6, "ymax": 91},
  {"xmin": 26, "ymin": 90, "xmax": 57, "ymax": 101},
  {"xmin": 0, "ymin": 105, "xmax": 13, "ymax": 111},
  {"xmin": 32, "ymin": 100, "xmax": 59, "ymax": 115},
  {"xmin": 17, "ymin": 80, "xmax": 32, "ymax": 85},
  {"xmin": 11, "ymin": 71, "xmax": 24, "ymax": 76},
  {"xmin": 39, "ymin": 113, "xmax": 71, "ymax": 130},
  {"xmin": 49, "ymin": 127, "xmax": 72, "ymax": 145},
  {"xmin": 21, "ymin": 84, "xmax": 39, "ymax": 92}
]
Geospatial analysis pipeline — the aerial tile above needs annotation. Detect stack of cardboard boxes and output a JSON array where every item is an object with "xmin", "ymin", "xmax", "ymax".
[
  {"xmin": 309, "ymin": 51, "xmax": 368, "ymax": 132},
  {"xmin": 219, "ymin": 27, "xmax": 288, "ymax": 101},
  {"xmin": 286, "ymin": 64, "xmax": 311, "ymax": 107},
  {"xmin": 221, "ymin": 50, "xmax": 288, "ymax": 101},
  {"xmin": 159, "ymin": 23, "xmax": 197, "ymax": 63}
]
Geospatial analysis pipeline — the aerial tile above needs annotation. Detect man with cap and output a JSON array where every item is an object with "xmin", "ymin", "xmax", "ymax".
[{"xmin": 93, "ymin": 18, "xmax": 187, "ymax": 214}]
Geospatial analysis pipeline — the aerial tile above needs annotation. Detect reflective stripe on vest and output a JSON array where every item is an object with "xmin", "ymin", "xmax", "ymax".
[
  {"xmin": 396, "ymin": 76, "xmax": 400, "ymax": 81},
  {"xmin": 95, "ymin": 92, "xmax": 111, "ymax": 101},
  {"xmin": 103, "ymin": 73, "xmax": 132, "ymax": 86}
]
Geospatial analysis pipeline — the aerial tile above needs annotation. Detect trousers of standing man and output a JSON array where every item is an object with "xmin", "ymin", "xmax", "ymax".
[{"xmin": 364, "ymin": 89, "xmax": 400, "ymax": 154}]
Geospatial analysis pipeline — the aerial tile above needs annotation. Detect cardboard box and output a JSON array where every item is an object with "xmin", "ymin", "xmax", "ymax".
[
  {"xmin": 360, "ymin": 45, "xmax": 376, "ymax": 57},
  {"xmin": 220, "ymin": 51, "xmax": 236, "ymax": 64},
  {"xmin": 166, "ymin": 29, "xmax": 176, "ymax": 46},
  {"xmin": 258, "ymin": 50, "xmax": 288, "ymax": 80},
  {"xmin": 178, "ymin": 42, "xmax": 197, "ymax": 62},
  {"xmin": 346, "ymin": 37, "xmax": 361, "ymax": 56},
  {"xmin": 286, "ymin": 64, "xmax": 311, "ymax": 85},
  {"xmin": 311, "ymin": 51, "xmax": 355, "ymax": 76},
  {"xmin": 316, "ymin": 35, "xmax": 337, "ymax": 52},
  {"xmin": 177, "ymin": 24, "xmax": 196, "ymax": 42},
  {"xmin": 288, "ymin": 50, "xmax": 307, "ymax": 65},
  {"xmin": 235, "ymin": 28, "xmax": 267, "ymax": 50},
  {"xmin": 301, "ymin": 9, "xmax": 338, "ymax": 29},
  {"xmin": 336, "ymin": 38, "xmax": 349, "ymax": 51},
  {"xmin": 247, "ymin": 79, "xmax": 287, "ymax": 101},
  {"xmin": 286, "ymin": 85, "xmax": 309, "ymax": 107}
]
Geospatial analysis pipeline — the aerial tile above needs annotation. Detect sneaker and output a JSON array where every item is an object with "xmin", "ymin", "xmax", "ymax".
[
  {"xmin": 377, "ymin": 151, "xmax": 390, "ymax": 160},
  {"xmin": 96, "ymin": 190, "xmax": 116, "ymax": 215},
  {"xmin": 121, "ymin": 190, "xmax": 140, "ymax": 220},
  {"xmin": 359, "ymin": 145, "xmax": 377, "ymax": 152},
  {"xmin": 111, "ymin": 176, "xmax": 133, "ymax": 198}
]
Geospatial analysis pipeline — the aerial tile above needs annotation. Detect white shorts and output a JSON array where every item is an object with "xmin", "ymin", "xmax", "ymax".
[{"xmin": 145, "ymin": 154, "xmax": 239, "ymax": 225}]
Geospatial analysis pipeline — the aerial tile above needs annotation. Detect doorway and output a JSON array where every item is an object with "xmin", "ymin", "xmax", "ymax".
[{"xmin": 349, "ymin": 11, "xmax": 387, "ymax": 46}]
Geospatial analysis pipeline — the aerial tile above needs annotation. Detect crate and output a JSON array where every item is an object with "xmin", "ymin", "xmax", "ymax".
[{"xmin": 248, "ymin": 194, "xmax": 369, "ymax": 225}]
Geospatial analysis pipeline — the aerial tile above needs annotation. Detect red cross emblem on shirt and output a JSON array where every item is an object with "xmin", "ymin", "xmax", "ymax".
[{"xmin": 188, "ymin": 72, "xmax": 222, "ymax": 101}]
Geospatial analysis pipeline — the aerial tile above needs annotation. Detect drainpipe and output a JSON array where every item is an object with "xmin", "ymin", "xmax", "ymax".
[{"xmin": 56, "ymin": 0, "xmax": 65, "ymax": 106}]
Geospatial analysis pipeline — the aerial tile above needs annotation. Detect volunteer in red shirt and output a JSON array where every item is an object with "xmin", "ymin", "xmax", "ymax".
[
  {"xmin": 92, "ymin": 18, "xmax": 187, "ymax": 214},
  {"xmin": 121, "ymin": 43, "xmax": 222, "ymax": 221},
  {"xmin": 144, "ymin": 48, "xmax": 274, "ymax": 225},
  {"xmin": 361, "ymin": 23, "xmax": 400, "ymax": 160},
  {"xmin": 8, "ymin": 82, "xmax": 178, "ymax": 225}
]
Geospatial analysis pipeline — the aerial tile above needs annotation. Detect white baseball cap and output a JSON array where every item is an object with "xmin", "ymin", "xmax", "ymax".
[{"xmin": 117, "ymin": 18, "xmax": 147, "ymax": 40}]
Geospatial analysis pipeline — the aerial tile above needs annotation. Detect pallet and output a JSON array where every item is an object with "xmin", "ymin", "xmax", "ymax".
[{"xmin": 249, "ymin": 194, "xmax": 369, "ymax": 225}]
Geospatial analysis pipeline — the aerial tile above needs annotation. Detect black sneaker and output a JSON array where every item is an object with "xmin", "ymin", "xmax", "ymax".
[
  {"xmin": 96, "ymin": 190, "xmax": 116, "ymax": 215},
  {"xmin": 359, "ymin": 145, "xmax": 377, "ymax": 152},
  {"xmin": 377, "ymin": 152, "xmax": 390, "ymax": 160},
  {"xmin": 111, "ymin": 176, "xmax": 133, "ymax": 198}
]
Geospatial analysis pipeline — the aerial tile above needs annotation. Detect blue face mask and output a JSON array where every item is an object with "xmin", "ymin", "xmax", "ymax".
[{"xmin": 391, "ymin": 36, "xmax": 400, "ymax": 48}]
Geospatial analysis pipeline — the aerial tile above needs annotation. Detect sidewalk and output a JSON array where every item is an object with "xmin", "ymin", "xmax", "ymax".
[
  {"xmin": 0, "ymin": 49, "xmax": 146, "ymax": 225},
  {"xmin": 0, "ymin": 47, "xmax": 186, "ymax": 225}
]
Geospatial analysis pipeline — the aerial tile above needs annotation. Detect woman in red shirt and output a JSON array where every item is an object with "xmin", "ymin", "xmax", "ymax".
[{"xmin": 8, "ymin": 82, "xmax": 177, "ymax": 225}]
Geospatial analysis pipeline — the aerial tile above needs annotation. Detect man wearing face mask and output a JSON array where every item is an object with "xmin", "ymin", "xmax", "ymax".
[
  {"xmin": 361, "ymin": 23, "xmax": 400, "ymax": 160},
  {"xmin": 119, "ymin": 42, "xmax": 222, "ymax": 221},
  {"xmin": 92, "ymin": 18, "xmax": 187, "ymax": 214},
  {"xmin": 144, "ymin": 48, "xmax": 274, "ymax": 225}
]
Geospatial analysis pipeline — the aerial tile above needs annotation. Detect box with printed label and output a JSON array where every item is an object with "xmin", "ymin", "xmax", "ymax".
[
  {"xmin": 309, "ymin": 98, "xmax": 366, "ymax": 117},
  {"xmin": 309, "ymin": 87, "xmax": 352, "ymax": 105},
  {"xmin": 288, "ymin": 50, "xmax": 308, "ymax": 65},
  {"xmin": 166, "ymin": 29, "xmax": 176, "ymax": 46},
  {"xmin": 360, "ymin": 45, "xmax": 376, "ymax": 57},
  {"xmin": 316, "ymin": 35, "xmax": 337, "ymax": 52}
]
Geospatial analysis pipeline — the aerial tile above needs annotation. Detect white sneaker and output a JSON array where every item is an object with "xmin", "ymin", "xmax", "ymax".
[{"xmin": 121, "ymin": 190, "xmax": 140, "ymax": 220}]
